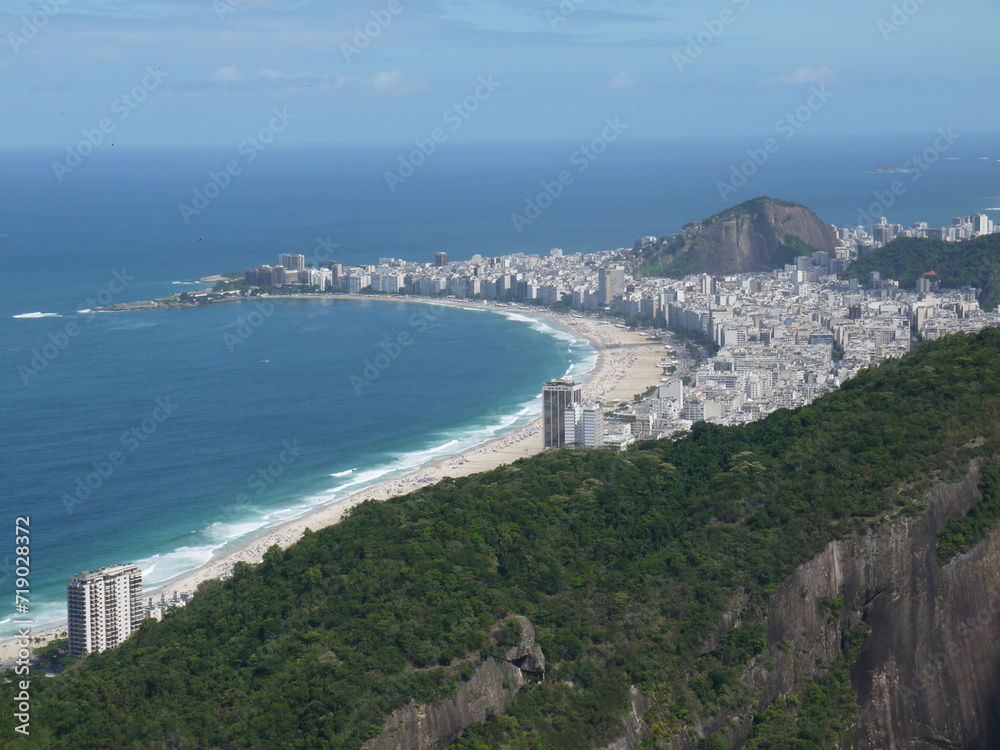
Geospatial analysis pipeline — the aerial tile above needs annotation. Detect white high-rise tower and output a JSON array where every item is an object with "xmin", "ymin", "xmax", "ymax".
[{"xmin": 68, "ymin": 564, "xmax": 143, "ymax": 656}]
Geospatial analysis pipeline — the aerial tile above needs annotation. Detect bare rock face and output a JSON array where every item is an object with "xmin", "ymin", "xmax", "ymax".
[
  {"xmin": 669, "ymin": 462, "xmax": 1000, "ymax": 749},
  {"xmin": 504, "ymin": 615, "xmax": 545, "ymax": 674},
  {"xmin": 851, "ymin": 471, "xmax": 1000, "ymax": 749},
  {"xmin": 639, "ymin": 197, "xmax": 839, "ymax": 277},
  {"xmin": 367, "ymin": 465, "xmax": 1000, "ymax": 750},
  {"xmin": 362, "ymin": 616, "xmax": 545, "ymax": 750},
  {"xmin": 601, "ymin": 686, "xmax": 653, "ymax": 750}
]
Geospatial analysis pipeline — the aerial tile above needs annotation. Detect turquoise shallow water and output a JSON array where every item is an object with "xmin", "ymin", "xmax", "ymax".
[{"xmin": 1, "ymin": 135, "xmax": 997, "ymax": 635}]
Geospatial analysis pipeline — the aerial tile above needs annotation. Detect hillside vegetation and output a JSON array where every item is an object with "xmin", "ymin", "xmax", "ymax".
[
  {"xmin": 6, "ymin": 330, "xmax": 1000, "ymax": 749},
  {"xmin": 846, "ymin": 233, "xmax": 1000, "ymax": 310}
]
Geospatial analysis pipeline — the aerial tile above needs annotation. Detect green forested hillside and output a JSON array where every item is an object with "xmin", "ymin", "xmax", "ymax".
[
  {"xmin": 5, "ymin": 330, "xmax": 1000, "ymax": 750},
  {"xmin": 846, "ymin": 233, "xmax": 1000, "ymax": 309}
]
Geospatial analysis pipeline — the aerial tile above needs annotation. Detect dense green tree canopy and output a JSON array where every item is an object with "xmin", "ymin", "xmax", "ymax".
[
  {"xmin": 847, "ymin": 233, "xmax": 1000, "ymax": 310},
  {"xmin": 5, "ymin": 329, "xmax": 1000, "ymax": 749}
]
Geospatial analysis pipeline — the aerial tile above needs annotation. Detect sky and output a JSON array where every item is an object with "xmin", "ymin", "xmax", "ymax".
[{"xmin": 1, "ymin": 0, "xmax": 997, "ymax": 147}]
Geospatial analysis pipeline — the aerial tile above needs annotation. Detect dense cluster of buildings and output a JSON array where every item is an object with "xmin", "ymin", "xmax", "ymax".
[
  {"xmin": 236, "ymin": 213, "xmax": 1000, "ymax": 443},
  {"xmin": 524, "ymin": 215, "xmax": 1000, "ymax": 446},
  {"xmin": 858, "ymin": 213, "xmax": 997, "ymax": 251},
  {"xmin": 238, "ymin": 213, "xmax": 997, "ymax": 313}
]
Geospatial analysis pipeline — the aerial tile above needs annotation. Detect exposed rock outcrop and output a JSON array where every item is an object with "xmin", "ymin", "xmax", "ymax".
[
  {"xmin": 504, "ymin": 615, "xmax": 545, "ymax": 674},
  {"xmin": 362, "ymin": 616, "xmax": 545, "ymax": 750},
  {"xmin": 601, "ymin": 686, "xmax": 652, "ymax": 750},
  {"xmin": 669, "ymin": 461, "xmax": 1000, "ymax": 749},
  {"xmin": 637, "ymin": 197, "xmax": 838, "ymax": 278}
]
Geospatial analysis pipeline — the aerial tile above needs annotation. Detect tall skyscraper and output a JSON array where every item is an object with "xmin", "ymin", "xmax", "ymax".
[
  {"xmin": 434, "ymin": 252, "xmax": 450, "ymax": 267},
  {"xmin": 597, "ymin": 266, "xmax": 625, "ymax": 308},
  {"xmin": 543, "ymin": 380, "xmax": 582, "ymax": 448},
  {"xmin": 279, "ymin": 253, "xmax": 306, "ymax": 271},
  {"xmin": 973, "ymin": 214, "xmax": 994, "ymax": 236},
  {"xmin": 68, "ymin": 564, "xmax": 143, "ymax": 657}
]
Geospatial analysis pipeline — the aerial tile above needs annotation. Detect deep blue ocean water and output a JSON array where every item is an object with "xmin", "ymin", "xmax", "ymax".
[{"xmin": 1, "ymin": 134, "xmax": 998, "ymax": 634}]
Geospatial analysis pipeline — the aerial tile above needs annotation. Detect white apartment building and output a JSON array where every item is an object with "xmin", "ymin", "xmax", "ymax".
[
  {"xmin": 68, "ymin": 564, "xmax": 143, "ymax": 657},
  {"xmin": 564, "ymin": 402, "xmax": 605, "ymax": 448}
]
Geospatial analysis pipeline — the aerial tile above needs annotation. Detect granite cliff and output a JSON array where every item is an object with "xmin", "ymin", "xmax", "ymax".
[
  {"xmin": 362, "ymin": 616, "xmax": 545, "ymax": 750},
  {"xmin": 383, "ymin": 462, "xmax": 1000, "ymax": 749},
  {"xmin": 664, "ymin": 460, "xmax": 1000, "ymax": 749}
]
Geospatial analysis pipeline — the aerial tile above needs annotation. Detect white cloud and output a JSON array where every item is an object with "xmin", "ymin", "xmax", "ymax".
[
  {"xmin": 607, "ymin": 72, "xmax": 637, "ymax": 90},
  {"xmin": 255, "ymin": 69, "xmax": 284, "ymax": 80},
  {"xmin": 769, "ymin": 66, "xmax": 836, "ymax": 85},
  {"xmin": 369, "ymin": 70, "xmax": 402, "ymax": 92},
  {"xmin": 212, "ymin": 65, "xmax": 245, "ymax": 83}
]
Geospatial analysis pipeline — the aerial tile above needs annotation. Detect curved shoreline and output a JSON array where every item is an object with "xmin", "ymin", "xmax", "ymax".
[{"xmin": 0, "ymin": 298, "xmax": 667, "ymax": 662}]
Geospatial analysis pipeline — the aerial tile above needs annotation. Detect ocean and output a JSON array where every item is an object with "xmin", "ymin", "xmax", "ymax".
[{"xmin": 1, "ymin": 133, "xmax": 998, "ymax": 635}]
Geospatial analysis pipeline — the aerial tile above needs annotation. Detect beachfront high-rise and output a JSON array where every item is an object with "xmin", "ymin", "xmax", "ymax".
[
  {"xmin": 67, "ymin": 564, "xmax": 143, "ymax": 657},
  {"xmin": 543, "ymin": 380, "xmax": 582, "ymax": 448},
  {"xmin": 598, "ymin": 266, "xmax": 625, "ymax": 308},
  {"xmin": 279, "ymin": 253, "xmax": 306, "ymax": 272}
]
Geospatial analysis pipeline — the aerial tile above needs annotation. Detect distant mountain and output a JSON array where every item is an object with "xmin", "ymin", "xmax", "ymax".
[
  {"xmin": 637, "ymin": 197, "xmax": 839, "ymax": 278},
  {"xmin": 847, "ymin": 233, "xmax": 1000, "ymax": 310}
]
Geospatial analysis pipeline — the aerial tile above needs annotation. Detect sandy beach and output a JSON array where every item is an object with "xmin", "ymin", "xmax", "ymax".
[{"xmin": 0, "ymin": 300, "xmax": 667, "ymax": 664}]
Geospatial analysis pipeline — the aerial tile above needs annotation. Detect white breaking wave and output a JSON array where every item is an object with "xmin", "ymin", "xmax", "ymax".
[
  {"xmin": 133, "ymin": 542, "xmax": 230, "ymax": 589},
  {"xmin": 329, "ymin": 468, "xmax": 356, "ymax": 478},
  {"xmin": 13, "ymin": 312, "xmax": 60, "ymax": 319}
]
